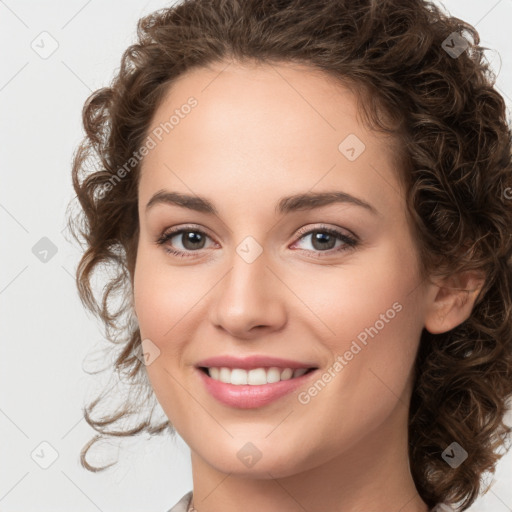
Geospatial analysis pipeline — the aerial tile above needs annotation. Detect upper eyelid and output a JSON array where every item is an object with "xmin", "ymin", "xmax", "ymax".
[
  {"xmin": 162, "ymin": 224, "xmax": 217, "ymax": 242},
  {"xmin": 295, "ymin": 223, "xmax": 358, "ymax": 240}
]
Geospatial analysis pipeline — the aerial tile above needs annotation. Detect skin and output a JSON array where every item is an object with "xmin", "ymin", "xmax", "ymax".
[{"xmin": 133, "ymin": 60, "xmax": 484, "ymax": 512}]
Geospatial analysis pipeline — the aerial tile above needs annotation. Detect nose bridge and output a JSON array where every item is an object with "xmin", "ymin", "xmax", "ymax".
[
  {"xmin": 209, "ymin": 236, "xmax": 287, "ymax": 337},
  {"xmin": 230, "ymin": 239, "xmax": 270, "ymax": 299}
]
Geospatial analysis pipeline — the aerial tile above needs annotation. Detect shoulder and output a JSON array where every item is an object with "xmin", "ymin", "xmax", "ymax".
[{"xmin": 165, "ymin": 490, "xmax": 193, "ymax": 512}]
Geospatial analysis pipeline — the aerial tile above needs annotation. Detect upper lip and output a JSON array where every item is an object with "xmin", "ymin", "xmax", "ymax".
[{"xmin": 195, "ymin": 355, "xmax": 318, "ymax": 370}]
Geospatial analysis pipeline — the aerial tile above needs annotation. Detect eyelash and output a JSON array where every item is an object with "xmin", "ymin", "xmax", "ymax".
[{"xmin": 155, "ymin": 224, "xmax": 359, "ymax": 259}]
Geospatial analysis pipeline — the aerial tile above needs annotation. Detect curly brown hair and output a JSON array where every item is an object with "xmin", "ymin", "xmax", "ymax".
[{"xmin": 66, "ymin": 0, "xmax": 512, "ymax": 510}]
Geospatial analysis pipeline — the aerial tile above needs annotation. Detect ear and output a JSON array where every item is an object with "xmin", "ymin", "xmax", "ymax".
[{"xmin": 423, "ymin": 269, "xmax": 486, "ymax": 335}]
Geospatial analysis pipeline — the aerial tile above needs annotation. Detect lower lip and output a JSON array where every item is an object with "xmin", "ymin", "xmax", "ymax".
[{"xmin": 196, "ymin": 368, "xmax": 317, "ymax": 409}]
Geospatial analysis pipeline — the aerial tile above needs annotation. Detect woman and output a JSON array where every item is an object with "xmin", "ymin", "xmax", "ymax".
[{"xmin": 67, "ymin": 0, "xmax": 512, "ymax": 511}]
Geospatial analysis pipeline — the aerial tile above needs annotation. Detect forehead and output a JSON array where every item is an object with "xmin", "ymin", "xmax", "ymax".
[{"xmin": 139, "ymin": 61, "xmax": 404, "ymax": 218}]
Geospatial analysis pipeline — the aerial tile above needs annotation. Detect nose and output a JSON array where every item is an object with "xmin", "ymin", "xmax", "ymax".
[{"xmin": 208, "ymin": 249, "xmax": 288, "ymax": 339}]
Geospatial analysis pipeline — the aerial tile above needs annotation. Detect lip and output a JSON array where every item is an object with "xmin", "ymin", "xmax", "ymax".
[
  {"xmin": 195, "ymin": 364, "xmax": 318, "ymax": 409},
  {"xmin": 195, "ymin": 355, "xmax": 317, "ymax": 370}
]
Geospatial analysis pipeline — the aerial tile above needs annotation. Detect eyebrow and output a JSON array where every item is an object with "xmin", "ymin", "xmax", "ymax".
[{"xmin": 145, "ymin": 189, "xmax": 379, "ymax": 216}]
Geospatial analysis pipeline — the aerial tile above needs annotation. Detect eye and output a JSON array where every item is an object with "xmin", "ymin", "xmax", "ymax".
[
  {"xmin": 155, "ymin": 225, "xmax": 216, "ymax": 258},
  {"xmin": 155, "ymin": 223, "xmax": 359, "ymax": 259},
  {"xmin": 291, "ymin": 225, "xmax": 359, "ymax": 258}
]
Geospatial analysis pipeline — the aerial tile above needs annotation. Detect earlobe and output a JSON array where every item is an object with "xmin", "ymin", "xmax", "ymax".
[{"xmin": 423, "ymin": 269, "xmax": 486, "ymax": 335}]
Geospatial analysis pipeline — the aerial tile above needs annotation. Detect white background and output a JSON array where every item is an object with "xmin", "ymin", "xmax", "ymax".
[{"xmin": 1, "ymin": 1, "xmax": 511, "ymax": 511}]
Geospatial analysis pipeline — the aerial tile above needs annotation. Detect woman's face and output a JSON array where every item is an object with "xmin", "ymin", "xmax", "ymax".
[{"xmin": 133, "ymin": 61, "xmax": 431, "ymax": 477}]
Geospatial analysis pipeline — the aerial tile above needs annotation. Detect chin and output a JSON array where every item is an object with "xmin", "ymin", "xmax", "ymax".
[{"xmin": 195, "ymin": 439, "xmax": 319, "ymax": 479}]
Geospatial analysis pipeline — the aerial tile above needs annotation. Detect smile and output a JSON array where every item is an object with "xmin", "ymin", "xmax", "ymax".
[{"xmin": 196, "ymin": 366, "xmax": 318, "ymax": 409}]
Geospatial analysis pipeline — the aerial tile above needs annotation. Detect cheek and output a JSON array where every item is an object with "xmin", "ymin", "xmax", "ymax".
[
  {"xmin": 133, "ymin": 248, "xmax": 212, "ymax": 350},
  {"xmin": 132, "ymin": 249, "xmax": 197, "ymax": 427},
  {"xmin": 289, "ymin": 253, "xmax": 422, "ymax": 445},
  {"xmin": 133, "ymin": 247, "xmax": 180, "ymax": 343}
]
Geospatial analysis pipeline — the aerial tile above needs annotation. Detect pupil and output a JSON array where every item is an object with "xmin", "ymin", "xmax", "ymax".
[
  {"xmin": 183, "ymin": 231, "xmax": 205, "ymax": 250},
  {"xmin": 313, "ymin": 232, "xmax": 335, "ymax": 250}
]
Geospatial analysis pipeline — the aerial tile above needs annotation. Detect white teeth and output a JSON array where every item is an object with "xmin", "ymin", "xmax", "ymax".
[
  {"xmin": 281, "ymin": 368, "xmax": 293, "ymax": 380},
  {"xmin": 266, "ymin": 367, "xmax": 281, "ymax": 383},
  {"xmin": 247, "ymin": 368, "xmax": 267, "ymax": 385},
  {"xmin": 219, "ymin": 367, "xmax": 231, "ymax": 384},
  {"xmin": 230, "ymin": 369, "xmax": 247, "ymax": 385},
  {"xmin": 206, "ymin": 366, "xmax": 311, "ymax": 385}
]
